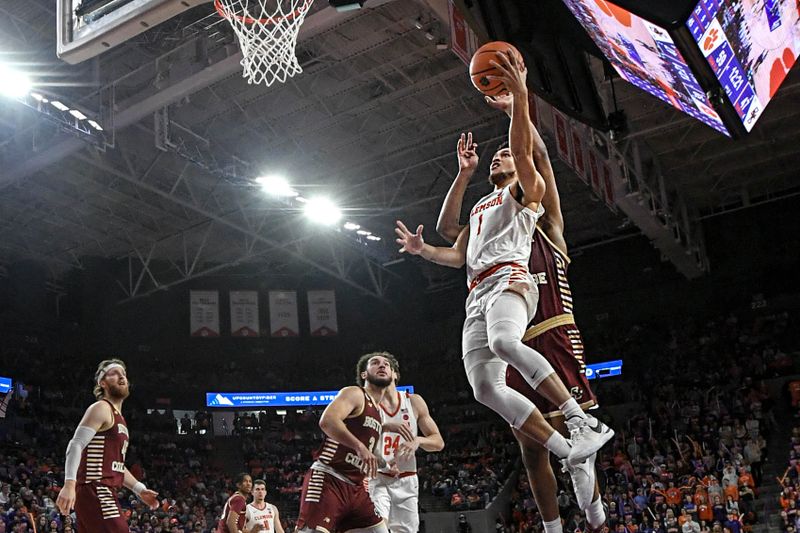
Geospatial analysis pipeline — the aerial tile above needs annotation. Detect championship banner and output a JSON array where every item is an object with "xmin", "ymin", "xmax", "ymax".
[
  {"xmin": 570, "ymin": 126, "xmax": 588, "ymax": 183},
  {"xmin": 587, "ymin": 149, "xmax": 603, "ymax": 199},
  {"xmin": 230, "ymin": 290, "xmax": 260, "ymax": 337},
  {"xmin": 269, "ymin": 291, "xmax": 299, "ymax": 337},
  {"xmin": 552, "ymin": 109, "xmax": 571, "ymax": 164},
  {"xmin": 308, "ymin": 290, "xmax": 338, "ymax": 337},
  {"xmin": 601, "ymin": 162, "xmax": 617, "ymax": 211},
  {"xmin": 448, "ymin": 0, "xmax": 478, "ymax": 66},
  {"xmin": 190, "ymin": 290, "xmax": 220, "ymax": 337}
]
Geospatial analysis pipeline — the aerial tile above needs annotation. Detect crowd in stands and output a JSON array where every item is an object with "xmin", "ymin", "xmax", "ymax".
[
  {"xmin": 503, "ymin": 309, "xmax": 796, "ymax": 533},
  {"xmin": 0, "ymin": 306, "xmax": 797, "ymax": 532},
  {"xmin": 778, "ymin": 398, "xmax": 800, "ymax": 533}
]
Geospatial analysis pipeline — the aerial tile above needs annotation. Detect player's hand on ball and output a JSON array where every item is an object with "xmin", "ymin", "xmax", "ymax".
[
  {"xmin": 382, "ymin": 421, "xmax": 415, "ymax": 443},
  {"xmin": 457, "ymin": 132, "xmax": 479, "ymax": 174},
  {"xmin": 396, "ymin": 437, "xmax": 420, "ymax": 460},
  {"xmin": 485, "ymin": 94, "xmax": 513, "ymax": 116},
  {"xmin": 488, "ymin": 51, "xmax": 528, "ymax": 97},
  {"xmin": 395, "ymin": 221, "xmax": 424, "ymax": 255},
  {"xmin": 56, "ymin": 483, "xmax": 76, "ymax": 515},
  {"xmin": 139, "ymin": 488, "xmax": 160, "ymax": 510}
]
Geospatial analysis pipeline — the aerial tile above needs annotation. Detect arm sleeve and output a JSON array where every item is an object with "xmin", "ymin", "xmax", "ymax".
[{"xmin": 65, "ymin": 425, "xmax": 97, "ymax": 481}]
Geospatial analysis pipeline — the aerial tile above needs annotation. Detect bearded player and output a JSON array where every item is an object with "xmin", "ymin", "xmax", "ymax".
[
  {"xmin": 395, "ymin": 51, "xmax": 612, "ymax": 482},
  {"xmin": 56, "ymin": 359, "xmax": 159, "ymax": 532},
  {"xmin": 296, "ymin": 353, "xmax": 413, "ymax": 533},
  {"xmin": 367, "ymin": 352, "xmax": 444, "ymax": 533},
  {"xmin": 435, "ymin": 80, "xmax": 606, "ymax": 532}
]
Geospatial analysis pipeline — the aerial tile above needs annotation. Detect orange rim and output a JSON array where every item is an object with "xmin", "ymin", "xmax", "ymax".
[{"xmin": 214, "ymin": 0, "xmax": 313, "ymax": 25}]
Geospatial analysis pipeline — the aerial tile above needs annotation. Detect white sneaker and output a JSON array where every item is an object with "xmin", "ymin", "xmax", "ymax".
[
  {"xmin": 566, "ymin": 416, "xmax": 614, "ymax": 466},
  {"xmin": 561, "ymin": 453, "xmax": 597, "ymax": 511}
]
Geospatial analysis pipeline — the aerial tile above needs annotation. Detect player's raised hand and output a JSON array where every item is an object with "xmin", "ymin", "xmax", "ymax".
[
  {"xmin": 457, "ymin": 132, "xmax": 479, "ymax": 174},
  {"xmin": 56, "ymin": 482, "xmax": 76, "ymax": 515},
  {"xmin": 139, "ymin": 488, "xmax": 160, "ymax": 510},
  {"xmin": 488, "ymin": 50, "xmax": 528, "ymax": 97},
  {"xmin": 395, "ymin": 221, "xmax": 425, "ymax": 255},
  {"xmin": 485, "ymin": 93, "xmax": 513, "ymax": 116}
]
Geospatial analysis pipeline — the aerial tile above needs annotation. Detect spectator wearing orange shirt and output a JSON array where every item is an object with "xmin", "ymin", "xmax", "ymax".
[{"xmin": 722, "ymin": 478, "xmax": 739, "ymax": 502}]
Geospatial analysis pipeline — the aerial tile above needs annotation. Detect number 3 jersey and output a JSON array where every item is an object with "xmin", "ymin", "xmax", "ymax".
[
  {"xmin": 76, "ymin": 399, "xmax": 129, "ymax": 488},
  {"xmin": 466, "ymin": 185, "xmax": 544, "ymax": 285},
  {"xmin": 378, "ymin": 391, "xmax": 418, "ymax": 475},
  {"xmin": 311, "ymin": 388, "xmax": 383, "ymax": 484}
]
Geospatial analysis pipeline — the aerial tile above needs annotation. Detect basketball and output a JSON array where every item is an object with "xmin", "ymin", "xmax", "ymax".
[{"xmin": 469, "ymin": 41, "xmax": 523, "ymax": 96}]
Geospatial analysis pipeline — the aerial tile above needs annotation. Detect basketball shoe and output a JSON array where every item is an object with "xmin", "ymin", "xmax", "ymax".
[
  {"xmin": 561, "ymin": 453, "xmax": 596, "ymax": 511},
  {"xmin": 566, "ymin": 416, "xmax": 614, "ymax": 466}
]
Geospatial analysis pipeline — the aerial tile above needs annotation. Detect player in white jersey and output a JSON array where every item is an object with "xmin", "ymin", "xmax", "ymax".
[
  {"xmin": 366, "ymin": 352, "xmax": 444, "ymax": 533},
  {"xmin": 245, "ymin": 479, "xmax": 284, "ymax": 533},
  {"xmin": 395, "ymin": 51, "xmax": 612, "ymax": 468}
]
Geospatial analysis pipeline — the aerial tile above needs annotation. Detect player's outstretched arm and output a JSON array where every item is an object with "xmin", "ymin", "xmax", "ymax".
[
  {"xmin": 488, "ymin": 53, "xmax": 545, "ymax": 208},
  {"xmin": 436, "ymin": 132, "xmax": 477, "ymax": 243},
  {"xmin": 56, "ymin": 401, "xmax": 114, "ymax": 515},
  {"xmin": 319, "ymin": 386, "xmax": 378, "ymax": 477},
  {"xmin": 123, "ymin": 467, "xmax": 159, "ymax": 510},
  {"xmin": 395, "ymin": 221, "xmax": 468, "ymax": 269},
  {"xmin": 487, "ymin": 94, "xmax": 565, "ymax": 251}
]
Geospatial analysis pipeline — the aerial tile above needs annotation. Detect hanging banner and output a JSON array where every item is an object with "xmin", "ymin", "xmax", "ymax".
[
  {"xmin": 587, "ymin": 150, "xmax": 603, "ymax": 200},
  {"xmin": 308, "ymin": 290, "xmax": 338, "ymax": 337},
  {"xmin": 269, "ymin": 291, "xmax": 299, "ymax": 337},
  {"xmin": 190, "ymin": 290, "xmax": 219, "ymax": 337},
  {"xmin": 230, "ymin": 290, "xmax": 260, "ymax": 337},
  {"xmin": 570, "ymin": 127, "xmax": 588, "ymax": 183},
  {"xmin": 448, "ymin": 0, "xmax": 478, "ymax": 66},
  {"xmin": 552, "ymin": 109, "xmax": 571, "ymax": 164},
  {"xmin": 602, "ymin": 162, "xmax": 617, "ymax": 211}
]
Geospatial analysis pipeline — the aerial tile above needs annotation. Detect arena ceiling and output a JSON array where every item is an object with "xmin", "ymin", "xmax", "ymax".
[{"xmin": 0, "ymin": 0, "xmax": 798, "ymax": 300}]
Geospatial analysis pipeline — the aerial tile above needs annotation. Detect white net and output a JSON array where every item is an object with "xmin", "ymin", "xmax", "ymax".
[{"xmin": 214, "ymin": 0, "xmax": 314, "ymax": 87}]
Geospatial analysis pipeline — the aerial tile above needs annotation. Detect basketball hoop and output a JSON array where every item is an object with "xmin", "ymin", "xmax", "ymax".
[{"xmin": 215, "ymin": 0, "xmax": 314, "ymax": 86}]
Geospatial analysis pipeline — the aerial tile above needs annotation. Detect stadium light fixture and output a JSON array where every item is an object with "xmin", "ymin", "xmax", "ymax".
[
  {"xmin": 343, "ymin": 222, "xmax": 360, "ymax": 231},
  {"xmin": 304, "ymin": 197, "xmax": 342, "ymax": 225},
  {"xmin": 30, "ymin": 92, "xmax": 48, "ymax": 103},
  {"xmin": 329, "ymin": 0, "xmax": 365, "ymax": 12},
  {"xmin": 0, "ymin": 64, "xmax": 32, "ymax": 99},
  {"xmin": 50, "ymin": 100, "xmax": 70, "ymax": 111},
  {"xmin": 356, "ymin": 229, "xmax": 371, "ymax": 236},
  {"xmin": 87, "ymin": 120, "xmax": 103, "ymax": 131},
  {"xmin": 69, "ymin": 109, "xmax": 88, "ymax": 120},
  {"xmin": 367, "ymin": 235, "xmax": 381, "ymax": 241},
  {"xmin": 255, "ymin": 174, "xmax": 298, "ymax": 197}
]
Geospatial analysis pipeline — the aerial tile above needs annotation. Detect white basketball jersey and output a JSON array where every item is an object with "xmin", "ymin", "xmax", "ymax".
[
  {"xmin": 245, "ymin": 502, "xmax": 276, "ymax": 532},
  {"xmin": 466, "ymin": 185, "xmax": 544, "ymax": 284},
  {"xmin": 379, "ymin": 391, "xmax": 418, "ymax": 474}
]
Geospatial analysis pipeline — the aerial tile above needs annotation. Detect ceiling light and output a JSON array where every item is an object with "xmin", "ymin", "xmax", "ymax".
[
  {"xmin": 366, "ymin": 235, "xmax": 381, "ymax": 241},
  {"xmin": 329, "ymin": 0, "xmax": 365, "ymax": 12},
  {"xmin": 343, "ymin": 222, "xmax": 360, "ymax": 231},
  {"xmin": 87, "ymin": 120, "xmax": 103, "ymax": 131},
  {"xmin": 356, "ymin": 229, "xmax": 371, "ymax": 236},
  {"xmin": 255, "ymin": 174, "xmax": 298, "ymax": 197},
  {"xmin": 69, "ymin": 109, "xmax": 87, "ymax": 120},
  {"xmin": 30, "ymin": 92, "xmax": 48, "ymax": 103},
  {"xmin": 0, "ymin": 64, "xmax": 32, "ymax": 99},
  {"xmin": 51, "ymin": 101, "xmax": 69, "ymax": 111},
  {"xmin": 304, "ymin": 197, "xmax": 342, "ymax": 225}
]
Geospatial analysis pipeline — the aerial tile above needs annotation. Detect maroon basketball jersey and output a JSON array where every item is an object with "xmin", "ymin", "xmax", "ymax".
[
  {"xmin": 528, "ymin": 226, "xmax": 574, "ymax": 322},
  {"xmin": 314, "ymin": 388, "xmax": 382, "ymax": 483},
  {"xmin": 216, "ymin": 493, "xmax": 247, "ymax": 533},
  {"xmin": 76, "ymin": 399, "xmax": 128, "ymax": 488}
]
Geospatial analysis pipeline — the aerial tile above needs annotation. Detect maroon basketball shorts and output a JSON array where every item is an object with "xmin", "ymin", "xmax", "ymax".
[
  {"xmin": 75, "ymin": 482, "xmax": 129, "ymax": 533},
  {"xmin": 506, "ymin": 323, "xmax": 597, "ymax": 418},
  {"xmin": 297, "ymin": 468, "xmax": 383, "ymax": 533}
]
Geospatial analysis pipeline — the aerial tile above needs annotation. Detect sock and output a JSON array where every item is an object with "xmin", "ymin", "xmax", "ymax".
[
  {"xmin": 560, "ymin": 397, "xmax": 586, "ymax": 421},
  {"xmin": 543, "ymin": 517, "xmax": 563, "ymax": 533},
  {"xmin": 544, "ymin": 430, "xmax": 572, "ymax": 459},
  {"xmin": 586, "ymin": 497, "xmax": 605, "ymax": 528}
]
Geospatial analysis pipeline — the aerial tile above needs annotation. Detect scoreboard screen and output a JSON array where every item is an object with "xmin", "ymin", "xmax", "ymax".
[
  {"xmin": 686, "ymin": 0, "xmax": 799, "ymax": 132},
  {"xmin": 207, "ymin": 386, "xmax": 415, "ymax": 408},
  {"xmin": 562, "ymin": 0, "xmax": 730, "ymax": 135}
]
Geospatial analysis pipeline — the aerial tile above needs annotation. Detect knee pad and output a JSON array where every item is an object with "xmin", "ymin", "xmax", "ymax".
[{"xmin": 464, "ymin": 351, "xmax": 536, "ymax": 428}]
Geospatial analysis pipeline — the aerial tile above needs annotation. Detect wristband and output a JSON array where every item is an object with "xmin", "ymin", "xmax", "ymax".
[{"xmin": 132, "ymin": 481, "xmax": 146, "ymax": 496}]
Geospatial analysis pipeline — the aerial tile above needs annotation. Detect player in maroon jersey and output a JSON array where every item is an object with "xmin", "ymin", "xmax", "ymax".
[
  {"xmin": 437, "ymin": 95, "xmax": 606, "ymax": 532},
  {"xmin": 296, "ymin": 352, "xmax": 413, "ymax": 533},
  {"xmin": 56, "ymin": 359, "xmax": 159, "ymax": 532},
  {"xmin": 217, "ymin": 473, "xmax": 263, "ymax": 533}
]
